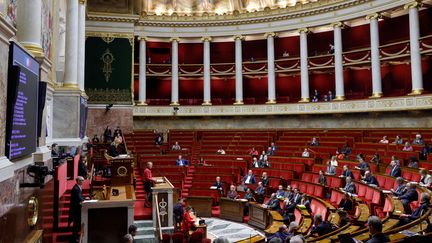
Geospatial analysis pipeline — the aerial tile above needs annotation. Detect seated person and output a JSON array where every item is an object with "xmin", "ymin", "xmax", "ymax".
[
  {"xmin": 276, "ymin": 185, "xmax": 287, "ymax": 199},
  {"xmin": 212, "ymin": 176, "xmax": 224, "ymax": 195},
  {"xmin": 407, "ymin": 156, "xmax": 419, "ymax": 168},
  {"xmin": 361, "ymin": 171, "xmax": 379, "ymax": 187},
  {"xmin": 248, "ymin": 147, "xmax": 259, "ymax": 157},
  {"xmin": 403, "ymin": 142, "xmax": 413, "ymax": 151},
  {"xmin": 318, "ymin": 170, "xmax": 327, "ymax": 186},
  {"xmin": 338, "ymin": 193, "xmax": 353, "ymax": 212},
  {"xmin": 172, "ymin": 141, "xmax": 181, "ymax": 151},
  {"xmin": 342, "ymin": 176, "xmax": 356, "ymax": 194},
  {"xmin": 216, "ymin": 147, "xmax": 226, "ymax": 155},
  {"xmin": 181, "ymin": 206, "xmax": 196, "ymax": 233},
  {"xmin": 78, "ymin": 155, "xmax": 88, "ymax": 179},
  {"xmin": 259, "ymin": 151, "xmax": 269, "ymax": 167},
  {"xmin": 399, "ymin": 192, "xmax": 430, "ymax": 225},
  {"xmin": 421, "ymin": 143, "xmax": 432, "ymax": 160},
  {"xmin": 264, "ymin": 193, "xmax": 281, "ymax": 213},
  {"xmin": 306, "ymin": 214, "xmax": 332, "ymax": 237},
  {"xmin": 310, "ymin": 137, "xmax": 319, "ymax": 146},
  {"xmin": 227, "ymin": 185, "xmax": 239, "ymax": 200},
  {"xmin": 341, "ymin": 144, "xmax": 352, "ymax": 159},
  {"xmin": 260, "ymin": 172, "xmax": 269, "ymax": 187},
  {"xmin": 285, "ymin": 185, "xmax": 294, "ymax": 202},
  {"xmin": 255, "ymin": 182, "xmax": 266, "ymax": 203},
  {"xmin": 395, "ymin": 182, "xmax": 418, "ymax": 214},
  {"xmin": 176, "ymin": 155, "xmax": 189, "ymax": 167},
  {"xmin": 251, "ymin": 157, "xmax": 260, "ymax": 168},
  {"xmin": 291, "ymin": 188, "xmax": 302, "ymax": 205},
  {"xmin": 335, "ymin": 210, "xmax": 350, "ymax": 229},
  {"xmin": 355, "ymin": 158, "xmax": 369, "ymax": 171},
  {"xmin": 340, "ymin": 165, "xmax": 354, "ymax": 179},
  {"xmin": 412, "ymin": 133, "xmax": 425, "ymax": 145},
  {"xmin": 325, "ymin": 160, "xmax": 336, "ymax": 176},
  {"xmin": 108, "ymin": 136, "xmax": 126, "ymax": 157},
  {"xmin": 242, "ymin": 170, "xmax": 256, "ymax": 185},
  {"xmin": 389, "ymin": 160, "xmax": 401, "ymax": 177},
  {"xmin": 267, "ymin": 225, "xmax": 289, "ymax": 242},
  {"xmin": 379, "ymin": 136, "xmax": 389, "ymax": 144},
  {"xmin": 197, "ymin": 157, "xmax": 207, "ymax": 166},
  {"xmin": 370, "ymin": 153, "xmax": 381, "ymax": 164},
  {"xmin": 393, "ymin": 135, "xmax": 403, "ymax": 145},
  {"xmin": 419, "ymin": 168, "xmax": 432, "ymax": 187},
  {"xmin": 269, "ymin": 142, "xmax": 278, "ymax": 155},
  {"xmin": 366, "ymin": 216, "xmax": 389, "ymax": 243},
  {"xmin": 329, "ymin": 155, "xmax": 338, "ymax": 167},
  {"xmin": 154, "ymin": 133, "xmax": 163, "ymax": 145},
  {"xmin": 391, "ymin": 177, "xmax": 406, "ymax": 197},
  {"xmin": 300, "ymin": 195, "xmax": 312, "ymax": 214},
  {"xmin": 302, "ymin": 148, "xmax": 310, "ymax": 158},
  {"xmin": 244, "ymin": 188, "xmax": 255, "ymax": 201}
]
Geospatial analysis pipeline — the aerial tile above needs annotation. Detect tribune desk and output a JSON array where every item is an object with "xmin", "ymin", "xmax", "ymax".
[
  {"xmin": 81, "ymin": 185, "xmax": 135, "ymax": 243},
  {"xmin": 248, "ymin": 203, "xmax": 270, "ymax": 230},
  {"xmin": 220, "ymin": 198, "xmax": 248, "ymax": 222},
  {"xmin": 152, "ymin": 177, "xmax": 175, "ymax": 229}
]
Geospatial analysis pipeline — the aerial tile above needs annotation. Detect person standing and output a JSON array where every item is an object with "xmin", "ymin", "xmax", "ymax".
[
  {"xmin": 68, "ymin": 176, "xmax": 85, "ymax": 242},
  {"xmin": 144, "ymin": 162, "xmax": 157, "ymax": 207},
  {"xmin": 173, "ymin": 198, "xmax": 184, "ymax": 231}
]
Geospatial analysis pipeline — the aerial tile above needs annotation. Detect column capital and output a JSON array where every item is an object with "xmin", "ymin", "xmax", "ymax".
[
  {"xmin": 233, "ymin": 35, "xmax": 244, "ymax": 41},
  {"xmin": 366, "ymin": 13, "xmax": 382, "ymax": 20},
  {"xmin": 169, "ymin": 37, "xmax": 180, "ymax": 42},
  {"xmin": 331, "ymin": 22, "xmax": 345, "ymax": 29},
  {"xmin": 201, "ymin": 36, "xmax": 212, "ymax": 42},
  {"xmin": 404, "ymin": 0, "xmax": 422, "ymax": 9},
  {"xmin": 79, "ymin": 0, "xmax": 87, "ymax": 4},
  {"xmin": 264, "ymin": 32, "xmax": 276, "ymax": 38},
  {"xmin": 137, "ymin": 36, "xmax": 148, "ymax": 41},
  {"xmin": 297, "ymin": 28, "xmax": 310, "ymax": 34}
]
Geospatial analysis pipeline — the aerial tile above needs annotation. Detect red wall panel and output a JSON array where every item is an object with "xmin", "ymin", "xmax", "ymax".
[
  {"xmin": 211, "ymin": 78, "xmax": 235, "ymax": 104},
  {"xmin": 381, "ymin": 64, "xmax": 411, "ymax": 96},
  {"xmin": 243, "ymin": 39, "xmax": 267, "ymax": 61},
  {"xmin": 244, "ymin": 76, "xmax": 268, "ymax": 103},
  {"xmin": 147, "ymin": 42, "xmax": 171, "ymax": 64},
  {"xmin": 179, "ymin": 43, "xmax": 203, "ymax": 64},
  {"xmin": 309, "ymin": 72, "xmax": 336, "ymax": 97},
  {"xmin": 420, "ymin": 8, "xmax": 432, "ymax": 36},
  {"xmin": 275, "ymin": 74, "xmax": 301, "ymax": 102},
  {"xmin": 275, "ymin": 36, "xmax": 300, "ymax": 58},
  {"xmin": 211, "ymin": 42, "xmax": 235, "ymax": 63},
  {"xmin": 308, "ymin": 30, "xmax": 334, "ymax": 55},
  {"xmin": 342, "ymin": 24, "xmax": 370, "ymax": 50},
  {"xmin": 379, "ymin": 15, "xmax": 409, "ymax": 45},
  {"xmin": 147, "ymin": 78, "xmax": 171, "ymax": 102},
  {"xmin": 179, "ymin": 78, "xmax": 203, "ymax": 99}
]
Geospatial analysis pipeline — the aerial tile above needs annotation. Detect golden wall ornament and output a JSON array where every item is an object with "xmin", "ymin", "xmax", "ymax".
[
  {"xmin": 102, "ymin": 36, "xmax": 115, "ymax": 43},
  {"xmin": 101, "ymin": 49, "xmax": 115, "ymax": 82}
]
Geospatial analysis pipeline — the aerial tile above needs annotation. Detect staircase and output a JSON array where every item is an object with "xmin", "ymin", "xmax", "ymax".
[
  {"xmin": 134, "ymin": 220, "xmax": 157, "ymax": 243},
  {"xmin": 134, "ymin": 161, "xmax": 153, "ymax": 220},
  {"xmin": 181, "ymin": 137, "xmax": 201, "ymax": 198}
]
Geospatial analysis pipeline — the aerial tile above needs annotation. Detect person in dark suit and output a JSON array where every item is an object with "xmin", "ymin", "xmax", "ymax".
[
  {"xmin": 68, "ymin": 176, "xmax": 86, "ymax": 242},
  {"xmin": 340, "ymin": 165, "xmax": 354, "ymax": 179},
  {"xmin": 77, "ymin": 155, "xmax": 88, "ymax": 179},
  {"xmin": 227, "ymin": 185, "xmax": 239, "ymax": 200},
  {"xmin": 291, "ymin": 188, "xmax": 302, "ymax": 205},
  {"xmin": 310, "ymin": 137, "xmax": 319, "ymax": 146},
  {"xmin": 338, "ymin": 193, "xmax": 353, "ymax": 212},
  {"xmin": 389, "ymin": 160, "xmax": 401, "ymax": 177},
  {"xmin": 366, "ymin": 216, "xmax": 389, "ymax": 243},
  {"xmin": 255, "ymin": 182, "xmax": 266, "ymax": 203},
  {"xmin": 399, "ymin": 192, "xmax": 430, "ymax": 225},
  {"xmin": 362, "ymin": 171, "xmax": 379, "ymax": 187},
  {"xmin": 343, "ymin": 176, "xmax": 356, "ymax": 194},
  {"xmin": 213, "ymin": 176, "xmax": 224, "ymax": 195},
  {"xmin": 173, "ymin": 198, "xmax": 184, "ymax": 231},
  {"xmin": 318, "ymin": 170, "xmax": 327, "ymax": 186},
  {"xmin": 242, "ymin": 170, "xmax": 256, "ymax": 185},
  {"xmin": 307, "ymin": 214, "xmax": 332, "ymax": 237},
  {"xmin": 390, "ymin": 177, "xmax": 406, "ymax": 197},
  {"xmin": 260, "ymin": 172, "xmax": 270, "ymax": 187},
  {"xmin": 265, "ymin": 193, "xmax": 282, "ymax": 213},
  {"xmin": 175, "ymin": 155, "xmax": 189, "ymax": 167},
  {"xmin": 108, "ymin": 136, "xmax": 126, "ymax": 157},
  {"xmin": 396, "ymin": 182, "xmax": 418, "ymax": 214}
]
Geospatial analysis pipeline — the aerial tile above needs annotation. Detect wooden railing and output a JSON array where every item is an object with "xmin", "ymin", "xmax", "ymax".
[{"xmin": 154, "ymin": 194, "xmax": 163, "ymax": 241}]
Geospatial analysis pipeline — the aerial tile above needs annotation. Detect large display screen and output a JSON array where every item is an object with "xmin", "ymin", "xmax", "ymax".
[{"xmin": 5, "ymin": 42, "xmax": 40, "ymax": 160}]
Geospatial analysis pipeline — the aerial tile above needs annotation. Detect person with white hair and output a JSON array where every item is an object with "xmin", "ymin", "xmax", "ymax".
[
  {"xmin": 399, "ymin": 192, "xmax": 431, "ymax": 225},
  {"xmin": 412, "ymin": 133, "xmax": 425, "ymax": 145},
  {"xmin": 290, "ymin": 235, "xmax": 306, "ymax": 243},
  {"xmin": 68, "ymin": 176, "xmax": 86, "ymax": 242}
]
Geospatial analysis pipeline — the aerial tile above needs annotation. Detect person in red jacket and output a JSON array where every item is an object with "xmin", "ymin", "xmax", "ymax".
[
  {"xmin": 182, "ymin": 206, "xmax": 196, "ymax": 233},
  {"xmin": 143, "ymin": 161, "xmax": 157, "ymax": 207}
]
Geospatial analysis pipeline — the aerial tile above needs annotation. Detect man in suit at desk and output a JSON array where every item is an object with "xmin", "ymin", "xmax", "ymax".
[
  {"xmin": 68, "ymin": 176, "xmax": 86, "ymax": 242},
  {"xmin": 255, "ymin": 182, "xmax": 266, "ymax": 203},
  {"xmin": 339, "ymin": 165, "xmax": 354, "ymax": 179},
  {"xmin": 242, "ymin": 170, "xmax": 256, "ymax": 186},
  {"xmin": 361, "ymin": 171, "xmax": 379, "ymax": 187},
  {"xmin": 391, "ymin": 177, "xmax": 406, "ymax": 197},
  {"xmin": 176, "ymin": 155, "xmax": 189, "ymax": 167},
  {"xmin": 399, "ymin": 192, "xmax": 431, "ymax": 225},
  {"xmin": 396, "ymin": 182, "xmax": 418, "ymax": 214},
  {"xmin": 389, "ymin": 160, "xmax": 401, "ymax": 177},
  {"xmin": 306, "ymin": 214, "xmax": 332, "ymax": 237},
  {"xmin": 342, "ymin": 176, "xmax": 356, "ymax": 194},
  {"xmin": 213, "ymin": 176, "xmax": 224, "ymax": 195},
  {"xmin": 227, "ymin": 185, "xmax": 239, "ymax": 200},
  {"xmin": 264, "ymin": 193, "xmax": 281, "ymax": 213},
  {"xmin": 291, "ymin": 188, "xmax": 302, "ymax": 205}
]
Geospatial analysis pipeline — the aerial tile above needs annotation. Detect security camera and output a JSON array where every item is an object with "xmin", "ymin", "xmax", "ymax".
[{"xmin": 21, "ymin": 164, "xmax": 55, "ymax": 188}]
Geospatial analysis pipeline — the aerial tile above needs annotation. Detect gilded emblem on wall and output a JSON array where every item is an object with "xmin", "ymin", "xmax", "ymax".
[
  {"xmin": 27, "ymin": 196, "xmax": 39, "ymax": 227},
  {"xmin": 101, "ymin": 49, "xmax": 115, "ymax": 82}
]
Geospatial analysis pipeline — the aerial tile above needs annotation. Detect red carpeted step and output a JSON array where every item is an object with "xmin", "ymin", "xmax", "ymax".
[
  {"xmin": 134, "ymin": 201, "xmax": 152, "ymax": 220},
  {"xmin": 211, "ymin": 206, "xmax": 220, "ymax": 217},
  {"xmin": 243, "ymin": 216, "xmax": 249, "ymax": 223},
  {"xmin": 183, "ymin": 184, "xmax": 192, "ymax": 188}
]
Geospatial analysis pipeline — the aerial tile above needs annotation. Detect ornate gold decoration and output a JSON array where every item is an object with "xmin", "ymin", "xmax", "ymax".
[
  {"xmin": 264, "ymin": 32, "xmax": 276, "ymax": 38},
  {"xmin": 79, "ymin": 0, "xmax": 87, "ymax": 5},
  {"xmin": 62, "ymin": 83, "xmax": 80, "ymax": 89},
  {"xmin": 298, "ymin": 28, "xmax": 310, "ymax": 34},
  {"xmin": 101, "ymin": 49, "xmax": 115, "ymax": 83},
  {"xmin": 101, "ymin": 36, "xmax": 115, "ymax": 44},
  {"xmin": 404, "ymin": 0, "xmax": 422, "ymax": 9},
  {"xmin": 365, "ymin": 13, "xmax": 381, "ymax": 20},
  {"xmin": 201, "ymin": 36, "xmax": 212, "ymax": 42},
  {"xmin": 334, "ymin": 96, "xmax": 345, "ymax": 101},
  {"xmin": 27, "ymin": 196, "xmax": 39, "ymax": 227},
  {"xmin": 234, "ymin": 35, "xmax": 244, "ymax": 41},
  {"xmin": 169, "ymin": 37, "xmax": 180, "ymax": 42},
  {"xmin": 86, "ymin": 31, "xmax": 134, "ymax": 39},
  {"xmin": 87, "ymin": 88, "xmax": 132, "ymax": 104},
  {"xmin": 202, "ymin": 100, "xmax": 212, "ymax": 105},
  {"xmin": 233, "ymin": 100, "xmax": 244, "ymax": 105},
  {"xmin": 266, "ymin": 99, "xmax": 277, "ymax": 104},
  {"xmin": 299, "ymin": 97, "xmax": 310, "ymax": 103},
  {"xmin": 137, "ymin": 36, "xmax": 148, "ymax": 41},
  {"xmin": 369, "ymin": 92, "xmax": 383, "ymax": 98},
  {"xmin": 409, "ymin": 89, "xmax": 423, "ymax": 95},
  {"xmin": 117, "ymin": 166, "xmax": 128, "ymax": 176},
  {"xmin": 137, "ymin": 100, "xmax": 148, "ymax": 106},
  {"xmin": 331, "ymin": 22, "xmax": 345, "ymax": 29},
  {"xmin": 170, "ymin": 101, "xmax": 180, "ymax": 106},
  {"xmin": 23, "ymin": 43, "xmax": 44, "ymax": 58}
]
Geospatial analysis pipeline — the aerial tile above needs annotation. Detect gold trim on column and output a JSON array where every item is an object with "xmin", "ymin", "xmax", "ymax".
[
  {"xmin": 408, "ymin": 89, "xmax": 424, "ymax": 95},
  {"xmin": 369, "ymin": 92, "xmax": 383, "ymax": 98},
  {"xmin": 366, "ymin": 13, "xmax": 381, "ymax": 20},
  {"xmin": 334, "ymin": 96, "xmax": 345, "ymax": 101},
  {"xmin": 137, "ymin": 101, "xmax": 148, "ymax": 106},
  {"xmin": 201, "ymin": 36, "xmax": 212, "ymax": 42},
  {"xmin": 298, "ymin": 97, "xmax": 310, "ymax": 103},
  {"xmin": 137, "ymin": 36, "xmax": 148, "ymax": 41},
  {"xmin": 169, "ymin": 37, "xmax": 180, "ymax": 42},
  {"xmin": 61, "ymin": 83, "xmax": 80, "ymax": 90},
  {"xmin": 297, "ymin": 28, "xmax": 310, "ymax": 34},
  {"xmin": 233, "ymin": 100, "xmax": 244, "ymax": 105},
  {"xmin": 266, "ymin": 99, "xmax": 277, "ymax": 104},
  {"xmin": 404, "ymin": 0, "xmax": 422, "ymax": 9},
  {"xmin": 331, "ymin": 22, "xmax": 345, "ymax": 29},
  {"xmin": 202, "ymin": 101, "xmax": 212, "ymax": 105},
  {"xmin": 264, "ymin": 32, "xmax": 276, "ymax": 38},
  {"xmin": 233, "ymin": 35, "xmax": 244, "ymax": 41},
  {"xmin": 81, "ymin": 91, "xmax": 89, "ymax": 99},
  {"xmin": 79, "ymin": 0, "xmax": 87, "ymax": 4},
  {"xmin": 23, "ymin": 44, "xmax": 44, "ymax": 58},
  {"xmin": 170, "ymin": 101, "xmax": 180, "ymax": 106}
]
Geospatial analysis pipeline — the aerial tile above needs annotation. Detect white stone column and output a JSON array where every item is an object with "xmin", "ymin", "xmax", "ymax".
[
  {"xmin": 367, "ymin": 13, "xmax": 383, "ymax": 98},
  {"xmin": 265, "ymin": 32, "xmax": 277, "ymax": 104},
  {"xmin": 138, "ymin": 37, "xmax": 147, "ymax": 105},
  {"xmin": 77, "ymin": 0, "xmax": 86, "ymax": 91},
  {"xmin": 63, "ymin": 0, "xmax": 79, "ymax": 89},
  {"xmin": 202, "ymin": 37, "xmax": 212, "ymax": 105},
  {"xmin": 405, "ymin": 2, "xmax": 424, "ymax": 95},
  {"xmin": 299, "ymin": 28, "xmax": 310, "ymax": 102},
  {"xmin": 170, "ymin": 38, "xmax": 180, "ymax": 105},
  {"xmin": 332, "ymin": 22, "xmax": 345, "ymax": 100},
  {"xmin": 16, "ymin": 0, "xmax": 43, "ymax": 57},
  {"xmin": 234, "ymin": 35, "xmax": 244, "ymax": 105}
]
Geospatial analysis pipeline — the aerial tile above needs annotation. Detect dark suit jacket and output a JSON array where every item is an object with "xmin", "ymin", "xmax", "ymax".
[
  {"xmin": 291, "ymin": 193, "xmax": 302, "ymax": 204},
  {"xmin": 266, "ymin": 198, "xmax": 281, "ymax": 212},
  {"xmin": 393, "ymin": 184, "xmax": 406, "ymax": 197},
  {"xmin": 399, "ymin": 188, "xmax": 418, "ymax": 203},
  {"xmin": 344, "ymin": 182, "xmax": 356, "ymax": 194},
  {"xmin": 342, "ymin": 170, "xmax": 354, "ymax": 179},
  {"xmin": 389, "ymin": 166, "xmax": 401, "ymax": 177},
  {"xmin": 364, "ymin": 176, "xmax": 379, "ymax": 187},
  {"xmin": 338, "ymin": 198, "xmax": 353, "ymax": 211},
  {"xmin": 310, "ymin": 221, "xmax": 332, "ymax": 236},
  {"xmin": 243, "ymin": 175, "xmax": 256, "ymax": 184},
  {"xmin": 366, "ymin": 233, "xmax": 389, "ymax": 243},
  {"xmin": 255, "ymin": 186, "xmax": 266, "ymax": 196},
  {"xmin": 68, "ymin": 184, "xmax": 84, "ymax": 222},
  {"xmin": 173, "ymin": 203, "xmax": 184, "ymax": 221},
  {"xmin": 176, "ymin": 159, "xmax": 189, "ymax": 166},
  {"xmin": 409, "ymin": 202, "xmax": 430, "ymax": 220},
  {"xmin": 261, "ymin": 177, "xmax": 269, "ymax": 187}
]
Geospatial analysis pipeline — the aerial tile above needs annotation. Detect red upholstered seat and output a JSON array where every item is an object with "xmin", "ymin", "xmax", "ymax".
[
  {"xmin": 307, "ymin": 185, "xmax": 315, "ymax": 195},
  {"xmin": 189, "ymin": 231, "xmax": 203, "ymax": 243},
  {"xmin": 357, "ymin": 184, "xmax": 366, "ymax": 197},
  {"xmin": 162, "ymin": 234, "xmax": 171, "ymax": 243},
  {"xmin": 172, "ymin": 232, "xmax": 184, "ymax": 243}
]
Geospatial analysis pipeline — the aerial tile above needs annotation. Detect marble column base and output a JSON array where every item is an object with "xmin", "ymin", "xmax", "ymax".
[
  {"xmin": 0, "ymin": 156, "xmax": 14, "ymax": 183},
  {"xmin": 52, "ymin": 89, "xmax": 83, "ymax": 143}
]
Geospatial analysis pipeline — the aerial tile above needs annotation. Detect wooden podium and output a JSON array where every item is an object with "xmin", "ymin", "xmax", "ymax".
[
  {"xmin": 220, "ymin": 198, "xmax": 247, "ymax": 222},
  {"xmin": 110, "ymin": 157, "xmax": 134, "ymax": 185},
  {"xmin": 152, "ymin": 177, "xmax": 175, "ymax": 229},
  {"xmin": 248, "ymin": 203, "xmax": 270, "ymax": 230}
]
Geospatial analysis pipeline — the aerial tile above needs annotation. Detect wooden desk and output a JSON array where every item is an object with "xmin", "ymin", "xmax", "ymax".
[
  {"xmin": 81, "ymin": 185, "xmax": 135, "ymax": 243},
  {"xmin": 186, "ymin": 196, "xmax": 213, "ymax": 217},
  {"xmin": 248, "ymin": 203, "xmax": 269, "ymax": 230},
  {"xmin": 220, "ymin": 198, "xmax": 247, "ymax": 223}
]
